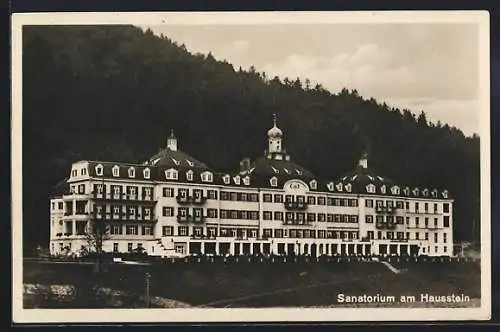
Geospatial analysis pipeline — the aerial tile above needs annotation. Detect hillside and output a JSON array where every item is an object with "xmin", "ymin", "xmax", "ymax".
[{"xmin": 21, "ymin": 25, "xmax": 480, "ymax": 251}]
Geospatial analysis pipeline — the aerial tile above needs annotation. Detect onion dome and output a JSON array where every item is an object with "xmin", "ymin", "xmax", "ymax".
[{"xmin": 267, "ymin": 113, "xmax": 283, "ymax": 138}]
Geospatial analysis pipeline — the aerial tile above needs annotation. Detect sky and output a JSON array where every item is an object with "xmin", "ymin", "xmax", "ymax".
[{"xmin": 140, "ymin": 23, "xmax": 480, "ymax": 136}]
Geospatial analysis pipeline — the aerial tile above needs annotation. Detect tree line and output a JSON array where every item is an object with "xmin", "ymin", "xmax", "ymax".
[{"xmin": 22, "ymin": 25, "xmax": 480, "ymax": 252}]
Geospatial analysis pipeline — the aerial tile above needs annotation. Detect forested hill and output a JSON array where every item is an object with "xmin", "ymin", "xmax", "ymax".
[{"xmin": 22, "ymin": 25, "xmax": 480, "ymax": 251}]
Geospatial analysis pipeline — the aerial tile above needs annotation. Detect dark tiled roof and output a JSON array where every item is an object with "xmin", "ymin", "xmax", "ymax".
[{"xmin": 144, "ymin": 148, "xmax": 210, "ymax": 170}]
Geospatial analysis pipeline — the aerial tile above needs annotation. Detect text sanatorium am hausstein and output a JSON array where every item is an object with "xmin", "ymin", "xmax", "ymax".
[{"xmin": 337, "ymin": 293, "xmax": 471, "ymax": 304}]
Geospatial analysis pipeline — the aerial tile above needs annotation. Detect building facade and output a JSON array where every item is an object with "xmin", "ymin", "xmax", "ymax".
[{"xmin": 49, "ymin": 117, "xmax": 454, "ymax": 258}]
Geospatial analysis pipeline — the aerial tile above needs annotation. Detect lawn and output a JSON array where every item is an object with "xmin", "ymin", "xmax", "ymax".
[{"xmin": 22, "ymin": 258, "xmax": 481, "ymax": 308}]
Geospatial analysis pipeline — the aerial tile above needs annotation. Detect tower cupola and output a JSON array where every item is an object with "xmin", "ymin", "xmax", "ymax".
[{"xmin": 167, "ymin": 130, "xmax": 178, "ymax": 151}]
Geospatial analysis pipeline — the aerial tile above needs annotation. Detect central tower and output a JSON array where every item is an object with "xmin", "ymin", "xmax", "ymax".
[{"xmin": 267, "ymin": 113, "xmax": 283, "ymax": 154}]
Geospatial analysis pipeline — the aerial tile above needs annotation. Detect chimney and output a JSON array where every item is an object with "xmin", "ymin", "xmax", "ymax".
[
  {"xmin": 359, "ymin": 151, "xmax": 368, "ymax": 169},
  {"xmin": 240, "ymin": 158, "xmax": 251, "ymax": 173}
]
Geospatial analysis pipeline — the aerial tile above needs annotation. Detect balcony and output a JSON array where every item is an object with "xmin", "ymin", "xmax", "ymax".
[
  {"xmin": 190, "ymin": 234, "xmax": 216, "ymax": 240},
  {"xmin": 375, "ymin": 222, "xmax": 396, "ymax": 230},
  {"xmin": 375, "ymin": 205, "xmax": 396, "ymax": 214},
  {"xmin": 91, "ymin": 192, "xmax": 156, "ymax": 204},
  {"xmin": 283, "ymin": 219, "xmax": 311, "ymax": 226},
  {"xmin": 90, "ymin": 212, "xmax": 157, "ymax": 223},
  {"xmin": 284, "ymin": 200, "xmax": 308, "ymax": 210},
  {"xmin": 177, "ymin": 214, "xmax": 194, "ymax": 223},
  {"xmin": 176, "ymin": 195, "xmax": 207, "ymax": 205}
]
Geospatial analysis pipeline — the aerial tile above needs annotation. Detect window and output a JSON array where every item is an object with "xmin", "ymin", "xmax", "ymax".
[
  {"xmin": 415, "ymin": 217, "xmax": 420, "ymax": 227},
  {"xmin": 162, "ymin": 226, "xmax": 173, "ymax": 236},
  {"xmin": 263, "ymin": 211, "xmax": 272, "ymax": 220},
  {"xmin": 201, "ymin": 172, "xmax": 213, "ymax": 182},
  {"xmin": 207, "ymin": 208, "xmax": 218, "ymax": 218},
  {"xmin": 163, "ymin": 187, "xmax": 174, "ymax": 197},
  {"xmin": 434, "ymin": 233, "xmax": 438, "ymax": 243},
  {"xmin": 208, "ymin": 190, "xmax": 217, "ymax": 200},
  {"xmin": 415, "ymin": 202, "xmax": 419, "ymax": 213},
  {"xmin": 274, "ymin": 229, "xmax": 283, "ymax": 238},
  {"xmin": 112, "ymin": 165, "xmax": 120, "ymax": 177},
  {"xmin": 126, "ymin": 225, "xmax": 138, "ymax": 235},
  {"xmin": 233, "ymin": 175, "xmax": 241, "ymax": 185},
  {"xmin": 243, "ymin": 176, "xmax": 250, "ymax": 185},
  {"xmin": 391, "ymin": 186, "xmax": 400, "ymax": 195},
  {"xmin": 444, "ymin": 216, "xmax": 450, "ymax": 227},
  {"xmin": 405, "ymin": 202, "xmax": 410, "ymax": 210},
  {"xmin": 307, "ymin": 213, "xmax": 316, "ymax": 222},
  {"xmin": 165, "ymin": 169, "xmax": 178, "ymax": 180},
  {"xmin": 318, "ymin": 213, "xmax": 326, "ymax": 222},
  {"xmin": 270, "ymin": 176, "xmax": 278, "ymax": 187},
  {"xmin": 345, "ymin": 183, "xmax": 352, "ymax": 192},
  {"xmin": 318, "ymin": 197, "xmax": 326, "ymax": 205},
  {"xmin": 425, "ymin": 232, "xmax": 429, "ymax": 240},
  {"xmin": 230, "ymin": 192, "xmax": 238, "ymax": 201},
  {"xmin": 249, "ymin": 193, "xmax": 259, "ymax": 202},
  {"xmin": 223, "ymin": 175, "xmax": 230, "ymax": 184},
  {"xmin": 162, "ymin": 207, "xmax": 174, "ymax": 217},
  {"xmin": 128, "ymin": 243, "xmax": 133, "ymax": 252},
  {"xmin": 424, "ymin": 202, "xmax": 429, "ymax": 212},
  {"xmin": 443, "ymin": 233, "xmax": 447, "ymax": 243},
  {"xmin": 274, "ymin": 194, "xmax": 283, "ymax": 203},
  {"xmin": 396, "ymin": 216, "xmax": 404, "ymax": 224},
  {"xmin": 326, "ymin": 197, "xmax": 334, "ymax": 206},
  {"xmin": 143, "ymin": 168, "xmax": 150, "ymax": 179},
  {"xmin": 113, "ymin": 243, "xmax": 119, "ymax": 253},
  {"xmin": 365, "ymin": 215, "xmax": 373, "ymax": 223},
  {"xmin": 263, "ymin": 194, "xmax": 272, "ymax": 202},
  {"xmin": 425, "ymin": 218, "xmax": 429, "ymax": 228},
  {"xmin": 240, "ymin": 193, "xmax": 248, "ymax": 201},
  {"xmin": 366, "ymin": 184, "xmax": 376, "ymax": 193},
  {"xmin": 274, "ymin": 211, "xmax": 283, "ymax": 221},
  {"xmin": 95, "ymin": 164, "xmax": 103, "ymax": 176},
  {"xmin": 434, "ymin": 218, "xmax": 438, "ymax": 228},
  {"xmin": 178, "ymin": 226, "xmax": 189, "ymax": 236},
  {"xmin": 365, "ymin": 199, "xmax": 373, "ymax": 208},
  {"xmin": 128, "ymin": 167, "xmax": 135, "ymax": 178},
  {"xmin": 110, "ymin": 225, "xmax": 122, "ymax": 235},
  {"xmin": 306, "ymin": 179, "xmax": 316, "ymax": 190},
  {"xmin": 142, "ymin": 226, "xmax": 153, "ymax": 236},
  {"xmin": 186, "ymin": 170, "xmax": 194, "ymax": 181},
  {"xmin": 81, "ymin": 168, "xmax": 87, "ymax": 176},
  {"xmin": 443, "ymin": 203, "xmax": 450, "ymax": 213},
  {"xmin": 263, "ymin": 229, "xmax": 273, "ymax": 238}
]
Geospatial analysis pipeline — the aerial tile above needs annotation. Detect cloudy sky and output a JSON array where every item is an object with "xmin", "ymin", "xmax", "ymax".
[{"xmin": 141, "ymin": 23, "xmax": 480, "ymax": 136}]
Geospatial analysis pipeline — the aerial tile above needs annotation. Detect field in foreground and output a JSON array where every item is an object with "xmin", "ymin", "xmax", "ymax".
[{"xmin": 22, "ymin": 258, "xmax": 481, "ymax": 308}]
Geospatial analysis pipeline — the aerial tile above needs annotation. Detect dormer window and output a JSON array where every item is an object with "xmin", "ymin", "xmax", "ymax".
[
  {"xmin": 391, "ymin": 186, "xmax": 400, "ymax": 195},
  {"xmin": 234, "ymin": 175, "xmax": 241, "ymax": 185},
  {"xmin": 336, "ymin": 182, "xmax": 343, "ymax": 192},
  {"xmin": 201, "ymin": 171, "xmax": 213, "ymax": 183},
  {"xmin": 431, "ymin": 189, "xmax": 438, "ymax": 198},
  {"xmin": 345, "ymin": 183, "xmax": 352, "ymax": 192},
  {"xmin": 186, "ymin": 160, "xmax": 194, "ymax": 167},
  {"xmin": 412, "ymin": 188, "xmax": 420, "ymax": 196},
  {"xmin": 143, "ymin": 168, "xmax": 150, "ymax": 179},
  {"xmin": 95, "ymin": 164, "xmax": 103, "ymax": 176},
  {"xmin": 442, "ymin": 190, "xmax": 449, "ymax": 199},
  {"xmin": 309, "ymin": 180, "xmax": 317, "ymax": 190},
  {"xmin": 81, "ymin": 168, "xmax": 87, "ymax": 176},
  {"xmin": 128, "ymin": 167, "xmax": 135, "ymax": 178},
  {"xmin": 284, "ymin": 168, "xmax": 290, "ymax": 174},
  {"xmin": 270, "ymin": 176, "xmax": 278, "ymax": 187},
  {"xmin": 165, "ymin": 168, "xmax": 178, "ymax": 180},
  {"xmin": 271, "ymin": 166, "xmax": 279, "ymax": 174},
  {"xmin": 186, "ymin": 170, "xmax": 194, "ymax": 181},
  {"xmin": 223, "ymin": 174, "xmax": 230, "ymax": 185},
  {"xmin": 296, "ymin": 169, "xmax": 302, "ymax": 175},
  {"xmin": 327, "ymin": 182, "xmax": 334, "ymax": 191},
  {"xmin": 403, "ymin": 187, "xmax": 410, "ymax": 196},
  {"xmin": 380, "ymin": 185, "xmax": 386, "ymax": 194},
  {"xmin": 422, "ymin": 189, "xmax": 429, "ymax": 197},
  {"xmin": 171, "ymin": 158, "xmax": 180, "ymax": 166},
  {"xmin": 112, "ymin": 165, "xmax": 120, "ymax": 177},
  {"xmin": 366, "ymin": 184, "xmax": 376, "ymax": 193},
  {"xmin": 243, "ymin": 176, "xmax": 250, "ymax": 186}
]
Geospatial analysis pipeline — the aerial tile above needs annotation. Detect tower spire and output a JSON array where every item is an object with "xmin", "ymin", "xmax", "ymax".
[{"xmin": 273, "ymin": 112, "xmax": 277, "ymax": 127}]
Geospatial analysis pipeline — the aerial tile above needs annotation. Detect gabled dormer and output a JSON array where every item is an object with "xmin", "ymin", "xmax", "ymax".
[
  {"xmin": 309, "ymin": 179, "xmax": 317, "ymax": 190},
  {"xmin": 186, "ymin": 170, "xmax": 194, "ymax": 181},
  {"xmin": 201, "ymin": 171, "xmax": 213, "ymax": 183},
  {"xmin": 95, "ymin": 164, "xmax": 103, "ymax": 176},
  {"xmin": 270, "ymin": 176, "xmax": 278, "ymax": 187},
  {"xmin": 143, "ymin": 167, "xmax": 151, "ymax": 179},
  {"xmin": 128, "ymin": 167, "xmax": 135, "ymax": 178},
  {"xmin": 112, "ymin": 165, "xmax": 120, "ymax": 177},
  {"xmin": 366, "ymin": 183, "xmax": 376, "ymax": 194},
  {"xmin": 222, "ymin": 174, "xmax": 231, "ymax": 185},
  {"xmin": 165, "ymin": 168, "xmax": 178, "ymax": 180}
]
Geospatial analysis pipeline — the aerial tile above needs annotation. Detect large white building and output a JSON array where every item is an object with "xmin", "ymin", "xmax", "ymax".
[{"xmin": 49, "ymin": 117, "xmax": 454, "ymax": 258}]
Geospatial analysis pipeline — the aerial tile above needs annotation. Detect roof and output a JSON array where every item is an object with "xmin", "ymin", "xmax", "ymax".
[{"xmin": 144, "ymin": 147, "xmax": 210, "ymax": 171}]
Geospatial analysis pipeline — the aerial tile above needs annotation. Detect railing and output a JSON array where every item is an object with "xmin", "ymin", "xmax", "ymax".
[
  {"xmin": 176, "ymin": 195, "xmax": 207, "ymax": 205},
  {"xmin": 190, "ymin": 234, "xmax": 217, "ymax": 240},
  {"xmin": 91, "ymin": 192, "xmax": 155, "ymax": 203},
  {"xmin": 375, "ymin": 222, "xmax": 396, "ymax": 230},
  {"xmin": 375, "ymin": 206, "xmax": 396, "ymax": 214},
  {"xmin": 284, "ymin": 200, "xmax": 308, "ymax": 210},
  {"xmin": 90, "ymin": 212, "xmax": 156, "ymax": 223},
  {"xmin": 283, "ymin": 219, "xmax": 311, "ymax": 226}
]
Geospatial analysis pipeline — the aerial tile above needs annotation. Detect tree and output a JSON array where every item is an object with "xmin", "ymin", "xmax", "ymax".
[{"xmin": 83, "ymin": 220, "xmax": 111, "ymax": 272}]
